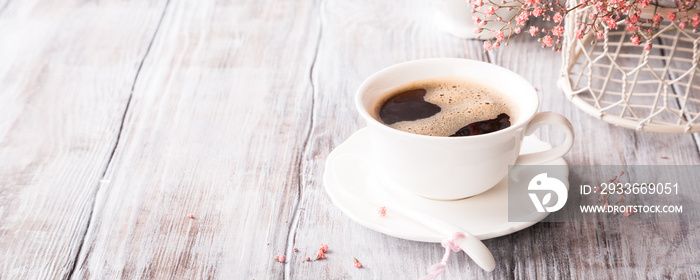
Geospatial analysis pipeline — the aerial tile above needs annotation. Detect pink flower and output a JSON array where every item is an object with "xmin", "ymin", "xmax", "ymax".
[
  {"xmin": 552, "ymin": 25, "xmax": 564, "ymax": 37},
  {"xmin": 274, "ymin": 255, "xmax": 286, "ymax": 262},
  {"xmin": 619, "ymin": 6, "xmax": 630, "ymax": 14},
  {"xmin": 679, "ymin": 22, "xmax": 688, "ymax": 29},
  {"xmin": 378, "ymin": 206, "xmax": 386, "ymax": 217},
  {"xmin": 630, "ymin": 35, "xmax": 641, "ymax": 45},
  {"xmin": 639, "ymin": 0, "xmax": 651, "ymax": 8},
  {"xmin": 514, "ymin": 27, "xmax": 522, "ymax": 34},
  {"xmin": 596, "ymin": 31, "xmax": 605, "ymax": 39},
  {"xmin": 495, "ymin": 30, "xmax": 505, "ymax": 41},
  {"xmin": 315, "ymin": 250, "xmax": 326, "ymax": 260},
  {"xmin": 483, "ymin": 40, "xmax": 493, "ymax": 51},
  {"xmin": 532, "ymin": 7, "xmax": 542, "ymax": 17},
  {"xmin": 353, "ymin": 258, "xmax": 363, "ymax": 268},
  {"xmin": 517, "ymin": 11, "xmax": 529, "ymax": 25},
  {"xmin": 553, "ymin": 13, "xmax": 563, "ymax": 23},
  {"xmin": 473, "ymin": 27, "xmax": 484, "ymax": 34},
  {"xmin": 607, "ymin": 18, "xmax": 618, "ymax": 30},
  {"xmin": 574, "ymin": 29, "xmax": 583, "ymax": 40},
  {"xmin": 485, "ymin": 6, "xmax": 496, "ymax": 17},
  {"xmin": 594, "ymin": 1, "xmax": 604, "ymax": 11},
  {"xmin": 319, "ymin": 243, "xmax": 329, "ymax": 252},
  {"xmin": 645, "ymin": 44, "xmax": 652, "ymax": 51},
  {"xmin": 473, "ymin": 15, "xmax": 481, "ymax": 25},
  {"xmin": 653, "ymin": 14, "xmax": 662, "ymax": 23},
  {"xmin": 624, "ymin": 207, "xmax": 634, "ymax": 217},
  {"xmin": 474, "ymin": 0, "xmax": 484, "ymax": 6},
  {"xmin": 529, "ymin": 26, "xmax": 539, "ymax": 36},
  {"xmin": 628, "ymin": 14, "xmax": 639, "ymax": 23},
  {"xmin": 668, "ymin": 12, "xmax": 676, "ymax": 22},
  {"xmin": 589, "ymin": 13, "xmax": 596, "ymax": 20},
  {"xmin": 694, "ymin": 14, "xmax": 700, "ymax": 27},
  {"xmin": 542, "ymin": 35, "xmax": 554, "ymax": 47}
]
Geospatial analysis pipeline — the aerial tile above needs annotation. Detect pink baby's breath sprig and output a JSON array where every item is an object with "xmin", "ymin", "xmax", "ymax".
[
  {"xmin": 314, "ymin": 250, "xmax": 326, "ymax": 261},
  {"xmin": 353, "ymin": 258, "xmax": 363, "ymax": 268},
  {"xmin": 468, "ymin": 0, "xmax": 700, "ymax": 51},
  {"xmin": 378, "ymin": 206, "xmax": 387, "ymax": 217},
  {"xmin": 596, "ymin": 171, "xmax": 638, "ymax": 217}
]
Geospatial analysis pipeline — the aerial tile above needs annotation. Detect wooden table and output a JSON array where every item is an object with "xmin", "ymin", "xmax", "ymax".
[{"xmin": 1, "ymin": 0, "xmax": 699, "ymax": 279}]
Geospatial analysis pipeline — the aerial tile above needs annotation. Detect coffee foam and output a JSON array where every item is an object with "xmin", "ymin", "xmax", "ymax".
[{"xmin": 374, "ymin": 77, "xmax": 516, "ymax": 136}]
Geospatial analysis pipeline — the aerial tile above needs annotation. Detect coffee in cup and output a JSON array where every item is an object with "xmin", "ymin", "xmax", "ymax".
[{"xmin": 373, "ymin": 77, "xmax": 516, "ymax": 137}]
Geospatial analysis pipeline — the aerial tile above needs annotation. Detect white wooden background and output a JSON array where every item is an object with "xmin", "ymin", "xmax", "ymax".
[{"xmin": 0, "ymin": 0, "xmax": 698, "ymax": 279}]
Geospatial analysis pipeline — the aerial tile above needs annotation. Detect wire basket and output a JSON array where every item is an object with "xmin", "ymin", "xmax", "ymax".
[{"xmin": 558, "ymin": 2, "xmax": 700, "ymax": 133}]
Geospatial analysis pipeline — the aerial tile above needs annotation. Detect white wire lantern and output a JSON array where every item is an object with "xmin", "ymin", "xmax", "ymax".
[{"xmin": 559, "ymin": 1, "xmax": 700, "ymax": 133}]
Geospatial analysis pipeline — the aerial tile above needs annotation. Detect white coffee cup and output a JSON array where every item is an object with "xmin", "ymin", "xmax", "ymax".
[{"xmin": 355, "ymin": 58, "xmax": 574, "ymax": 200}]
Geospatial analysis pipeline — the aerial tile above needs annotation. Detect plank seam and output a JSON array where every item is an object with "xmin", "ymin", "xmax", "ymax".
[
  {"xmin": 62, "ymin": 0, "xmax": 173, "ymax": 278},
  {"xmin": 283, "ymin": 0, "xmax": 323, "ymax": 278}
]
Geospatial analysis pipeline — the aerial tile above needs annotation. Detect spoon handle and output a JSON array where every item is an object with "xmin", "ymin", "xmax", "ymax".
[
  {"xmin": 454, "ymin": 233, "xmax": 496, "ymax": 272},
  {"xmin": 331, "ymin": 153, "xmax": 496, "ymax": 271},
  {"xmin": 377, "ymin": 191, "xmax": 496, "ymax": 272}
]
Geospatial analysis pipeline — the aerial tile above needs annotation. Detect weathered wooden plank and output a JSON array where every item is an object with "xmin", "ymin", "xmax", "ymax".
[
  {"xmin": 70, "ymin": 0, "xmax": 323, "ymax": 279},
  {"xmin": 1, "ymin": 0, "xmax": 698, "ymax": 278},
  {"xmin": 289, "ymin": 7, "xmax": 700, "ymax": 280},
  {"xmin": 487, "ymin": 32, "xmax": 700, "ymax": 280},
  {"xmin": 0, "ymin": 0, "xmax": 169, "ymax": 279},
  {"xmin": 287, "ymin": 0, "xmax": 492, "ymax": 279}
]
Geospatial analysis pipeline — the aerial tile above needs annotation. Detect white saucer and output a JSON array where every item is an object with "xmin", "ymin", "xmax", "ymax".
[{"xmin": 323, "ymin": 128, "xmax": 568, "ymax": 243}]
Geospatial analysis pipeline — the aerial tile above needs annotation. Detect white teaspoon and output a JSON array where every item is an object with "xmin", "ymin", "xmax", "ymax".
[{"xmin": 332, "ymin": 154, "xmax": 496, "ymax": 272}]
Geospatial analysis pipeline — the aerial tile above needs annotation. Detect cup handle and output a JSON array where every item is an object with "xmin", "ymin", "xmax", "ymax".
[{"xmin": 514, "ymin": 112, "xmax": 574, "ymax": 165}]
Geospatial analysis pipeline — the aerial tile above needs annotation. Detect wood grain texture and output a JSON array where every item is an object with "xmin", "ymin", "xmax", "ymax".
[
  {"xmin": 0, "ymin": 0, "xmax": 170, "ymax": 279},
  {"xmin": 287, "ymin": 0, "xmax": 490, "ymax": 278},
  {"xmin": 0, "ymin": 0, "xmax": 698, "ymax": 279},
  {"xmin": 70, "ymin": 0, "xmax": 322, "ymax": 279},
  {"xmin": 485, "ymin": 33, "xmax": 700, "ymax": 280}
]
